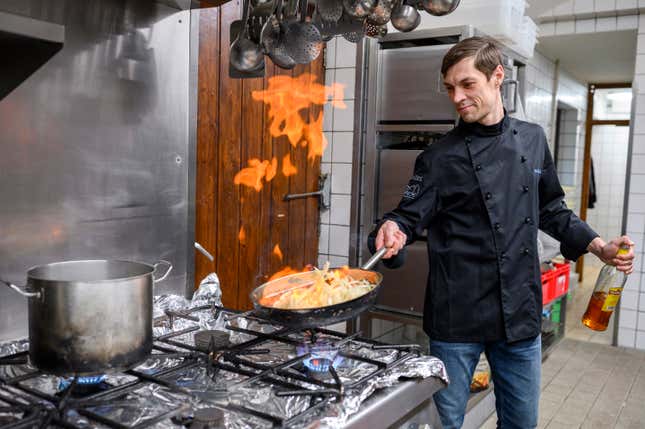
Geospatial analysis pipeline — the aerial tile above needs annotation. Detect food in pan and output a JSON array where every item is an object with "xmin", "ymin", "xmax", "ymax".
[{"xmin": 259, "ymin": 263, "xmax": 377, "ymax": 309}]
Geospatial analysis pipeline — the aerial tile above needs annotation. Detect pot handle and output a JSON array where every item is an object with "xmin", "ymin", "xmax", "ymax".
[
  {"xmin": 152, "ymin": 260, "xmax": 173, "ymax": 282},
  {"xmin": 0, "ymin": 279, "xmax": 41, "ymax": 299}
]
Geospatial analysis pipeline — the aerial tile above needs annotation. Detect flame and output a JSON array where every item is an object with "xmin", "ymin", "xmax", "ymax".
[
  {"xmin": 303, "ymin": 111, "xmax": 327, "ymax": 161},
  {"xmin": 326, "ymin": 83, "xmax": 347, "ymax": 109},
  {"xmin": 234, "ymin": 158, "xmax": 273, "ymax": 191},
  {"xmin": 239, "ymin": 226, "xmax": 246, "ymax": 244},
  {"xmin": 266, "ymin": 157, "xmax": 278, "ymax": 182},
  {"xmin": 268, "ymin": 265, "xmax": 314, "ymax": 281},
  {"xmin": 235, "ymin": 73, "xmax": 345, "ymax": 192},
  {"xmin": 268, "ymin": 266, "xmax": 300, "ymax": 281},
  {"xmin": 273, "ymin": 244, "xmax": 284, "ymax": 261},
  {"xmin": 282, "ymin": 154, "xmax": 298, "ymax": 177}
]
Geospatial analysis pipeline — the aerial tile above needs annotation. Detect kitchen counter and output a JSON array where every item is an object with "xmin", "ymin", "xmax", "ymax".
[{"xmin": 347, "ymin": 376, "xmax": 445, "ymax": 428}]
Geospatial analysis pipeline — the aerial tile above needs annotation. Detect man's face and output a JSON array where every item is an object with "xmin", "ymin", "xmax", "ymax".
[{"xmin": 443, "ymin": 57, "xmax": 504, "ymax": 123}]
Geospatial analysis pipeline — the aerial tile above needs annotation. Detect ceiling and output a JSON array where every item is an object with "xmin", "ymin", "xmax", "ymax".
[{"xmin": 536, "ymin": 30, "xmax": 637, "ymax": 84}]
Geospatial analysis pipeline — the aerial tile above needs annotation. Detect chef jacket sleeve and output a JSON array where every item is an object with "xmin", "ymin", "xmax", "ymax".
[
  {"xmin": 367, "ymin": 150, "xmax": 440, "ymax": 268},
  {"xmin": 538, "ymin": 131, "xmax": 599, "ymax": 261}
]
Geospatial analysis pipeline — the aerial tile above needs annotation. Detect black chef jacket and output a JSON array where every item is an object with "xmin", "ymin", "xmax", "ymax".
[{"xmin": 369, "ymin": 114, "xmax": 598, "ymax": 343}]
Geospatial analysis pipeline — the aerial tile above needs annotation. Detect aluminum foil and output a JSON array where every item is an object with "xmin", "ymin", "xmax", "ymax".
[{"xmin": 0, "ymin": 276, "xmax": 447, "ymax": 429}]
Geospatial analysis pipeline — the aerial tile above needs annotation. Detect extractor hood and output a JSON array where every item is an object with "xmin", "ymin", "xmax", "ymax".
[{"xmin": 0, "ymin": 11, "xmax": 64, "ymax": 100}]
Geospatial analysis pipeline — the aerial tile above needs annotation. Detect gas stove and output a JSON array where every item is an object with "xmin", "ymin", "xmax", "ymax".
[{"xmin": 0, "ymin": 302, "xmax": 447, "ymax": 428}]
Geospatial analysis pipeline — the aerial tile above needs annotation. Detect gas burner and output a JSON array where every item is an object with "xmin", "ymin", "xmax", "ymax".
[
  {"xmin": 296, "ymin": 339, "xmax": 342, "ymax": 376},
  {"xmin": 194, "ymin": 330, "xmax": 230, "ymax": 353},
  {"xmin": 173, "ymin": 407, "xmax": 225, "ymax": 428},
  {"xmin": 191, "ymin": 407, "xmax": 225, "ymax": 428},
  {"xmin": 57, "ymin": 374, "xmax": 109, "ymax": 397}
]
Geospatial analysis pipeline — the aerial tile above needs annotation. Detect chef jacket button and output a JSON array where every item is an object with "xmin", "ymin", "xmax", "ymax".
[
  {"xmin": 522, "ymin": 185, "xmax": 529, "ymax": 192},
  {"xmin": 465, "ymin": 137, "xmax": 472, "ymax": 143},
  {"xmin": 475, "ymin": 164, "xmax": 482, "ymax": 171},
  {"xmin": 494, "ymin": 222, "xmax": 501, "ymax": 230},
  {"xmin": 521, "ymin": 156, "xmax": 527, "ymax": 163},
  {"xmin": 501, "ymin": 251, "xmax": 507, "ymax": 258},
  {"xmin": 485, "ymin": 192, "xmax": 492, "ymax": 200},
  {"xmin": 524, "ymin": 216, "xmax": 532, "ymax": 224},
  {"xmin": 522, "ymin": 248, "xmax": 530, "ymax": 255},
  {"xmin": 513, "ymin": 129, "xmax": 518, "ymax": 135}
]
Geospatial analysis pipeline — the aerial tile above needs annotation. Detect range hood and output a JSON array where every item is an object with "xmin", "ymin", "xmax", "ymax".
[{"xmin": 0, "ymin": 11, "xmax": 64, "ymax": 100}]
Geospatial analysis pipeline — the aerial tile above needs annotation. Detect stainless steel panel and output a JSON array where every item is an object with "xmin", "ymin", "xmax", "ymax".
[
  {"xmin": 376, "ymin": 242, "xmax": 428, "ymax": 314},
  {"xmin": 0, "ymin": 11, "xmax": 65, "ymax": 42},
  {"xmin": 376, "ymin": 149, "xmax": 424, "ymax": 220},
  {"xmin": 378, "ymin": 44, "xmax": 455, "ymax": 123},
  {"xmin": 0, "ymin": 1, "xmax": 192, "ymax": 341},
  {"xmin": 345, "ymin": 377, "xmax": 444, "ymax": 429}
]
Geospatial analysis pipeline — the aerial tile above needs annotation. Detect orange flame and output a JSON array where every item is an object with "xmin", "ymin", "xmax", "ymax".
[
  {"xmin": 266, "ymin": 157, "xmax": 278, "ymax": 182},
  {"xmin": 234, "ymin": 158, "xmax": 273, "ymax": 191},
  {"xmin": 235, "ymin": 73, "xmax": 345, "ymax": 192},
  {"xmin": 268, "ymin": 264, "xmax": 314, "ymax": 281},
  {"xmin": 326, "ymin": 83, "xmax": 347, "ymax": 109},
  {"xmin": 239, "ymin": 226, "xmax": 246, "ymax": 244},
  {"xmin": 282, "ymin": 154, "xmax": 298, "ymax": 177},
  {"xmin": 273, "ymin": 244, "xmax": 283, "ymax": 261},
  {"xmin": 303, "ymin": 111, "xmax": 327, "ymax": 161}
]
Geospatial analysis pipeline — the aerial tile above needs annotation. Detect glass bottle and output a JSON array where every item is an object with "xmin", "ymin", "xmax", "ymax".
[{"xmin": 581, "ymin": 246, "xmax": 630, "ymax": 331}]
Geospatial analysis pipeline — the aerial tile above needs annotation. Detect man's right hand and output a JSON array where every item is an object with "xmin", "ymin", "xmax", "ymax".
[{"xmin": 375, "ymin": 220, "xmax": 407, "ymax": 259}]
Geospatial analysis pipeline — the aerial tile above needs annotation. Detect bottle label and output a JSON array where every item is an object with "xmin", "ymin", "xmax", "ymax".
[{"xmin": 602, "ymin": 287, "xmax": 623, "ymax": 312}]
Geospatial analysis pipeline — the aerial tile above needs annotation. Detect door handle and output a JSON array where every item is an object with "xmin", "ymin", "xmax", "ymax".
[
  {"xmin": 502, "ymin": 79, "xmax": 518, "ymax": 114},
  {"xmin": 283, "ymin": 173, "xmax": 330, "ymax": 209}
]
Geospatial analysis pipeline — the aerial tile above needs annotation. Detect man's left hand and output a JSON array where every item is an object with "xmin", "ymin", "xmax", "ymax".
[{"xmin": 588, "ymin": 235, "xmax": 635, "ymax": 274}]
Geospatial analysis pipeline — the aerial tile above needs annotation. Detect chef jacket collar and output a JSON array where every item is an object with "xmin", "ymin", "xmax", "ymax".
[{"xmin": 457, "ymin": 109, "xmax": 510, "ymax": 137}]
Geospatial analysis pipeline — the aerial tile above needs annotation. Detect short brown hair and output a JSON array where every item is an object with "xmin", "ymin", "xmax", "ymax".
[{"xmin": 441, "ymin": 37, "xmax": 502, "ymax": 80}]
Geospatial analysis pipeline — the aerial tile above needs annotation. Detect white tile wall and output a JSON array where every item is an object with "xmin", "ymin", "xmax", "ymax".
[
  {"xmin": 620, "ymin": 308, "xmax": 638, "ymax": 329},
  {"xmin": 618, "ymin": 14, "xmax": 639, "ymax": 30},
  {"xmin": 542, "ymin": 0, "xmax": 638, "ymax": 19},
  {"xmin": 618, "ymin": 327, "xmax": 636, "ymax": 347},
  {"xmin": 524, "ymin": 51, "xmax": 557, "ymax": 147},
  {"xmin": 617, "ymin": 0, "xmax": 638, "ymax": 9},
  {"xmin": 586, "ymin": 125, "xmax": 631, "ymax": 267},
  {"xmin": 319, "ymin": 37, "xmax": 358, "ymax": 265},
  {"xmin": 621, "ymin": 19, "xmax": 645, "ymax": 347},
  {"xmin": 636, "ymin": 329, "xmax": 645, "ymax": 348},
  {"xmin": 331, "ymin": 132, "xmax": 353, "ymax": 163},
  {"xmin": 622, "ymin": 289, "xmax": 640, "ymax": 309},
  {"xmin": 525, "ymin": 51, "xmax": 587, "ymax": 216},
  {"xmin": 575, "ymin": 0, "xmax": 595, "ymax": 14}
]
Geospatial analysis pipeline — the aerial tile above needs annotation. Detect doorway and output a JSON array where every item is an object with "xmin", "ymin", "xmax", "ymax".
[{"xmin": 565, "ymin": 84, "xmax": 632, "ymax": 345}]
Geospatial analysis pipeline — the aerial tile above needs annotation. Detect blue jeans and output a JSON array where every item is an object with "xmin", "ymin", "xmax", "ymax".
[{"xmin": 430, "ymin": 335, "xmax": 541, "ymax": 429}]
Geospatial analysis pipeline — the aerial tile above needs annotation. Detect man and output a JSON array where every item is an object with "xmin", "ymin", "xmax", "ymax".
[{"xmin": 369, "ymin": 37, "xmax": 635, "ymax": 429}]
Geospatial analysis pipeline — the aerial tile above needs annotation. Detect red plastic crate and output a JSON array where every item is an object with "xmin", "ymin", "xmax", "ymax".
[
  {"xmin": 541, "ymin": 270, "xmax": 556, "ymax": 305},
  {"xmin": 552, "ymin": 262, "xmax": 570, "ymax": 298},
  {"xmin": 541, "ymin": 262, "xmax": 571, "ymax": 306}
]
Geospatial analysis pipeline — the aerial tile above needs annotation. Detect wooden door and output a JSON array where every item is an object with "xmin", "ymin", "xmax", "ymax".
[{"xmin": 195, "ymin": 3, "xmax": 325, "ymax": 310}]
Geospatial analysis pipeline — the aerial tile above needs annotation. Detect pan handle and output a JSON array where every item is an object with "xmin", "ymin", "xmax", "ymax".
[
  {"xmin": 0, "ymin": 279, "xmax": 41, "ymax": 299},
  {"xmin": 361, "ymin": 247, "xmax": 388, "ymax": 270},
  {"xmin": 152, "ymin": 260, "xmax": 173, "ymax": 283}
]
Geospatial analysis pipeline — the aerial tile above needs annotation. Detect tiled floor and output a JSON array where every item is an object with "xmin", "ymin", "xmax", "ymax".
[
  {"xmin": 481, "ymin": 337, "xmax": 645, "ymax": 428},
  {"xmin": 481, "ymin": 264, "xmax": 645, "ymax": 429}
]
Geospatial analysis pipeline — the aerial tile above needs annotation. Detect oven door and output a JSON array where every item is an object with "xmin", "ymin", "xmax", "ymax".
[{"xmin": 377, "ymin": 44, "xmax": 455, "ymax": 124}]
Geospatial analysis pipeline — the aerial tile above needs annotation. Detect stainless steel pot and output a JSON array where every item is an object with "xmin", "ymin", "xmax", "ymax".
[{"xmin": 1, "ymin": 259, "xmax": 172, "ymax": 376}]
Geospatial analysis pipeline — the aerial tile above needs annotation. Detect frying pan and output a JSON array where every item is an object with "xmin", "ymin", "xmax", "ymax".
[{"xmin": 246, "ymin": 247, "xmax": 387, "ymax": 329}]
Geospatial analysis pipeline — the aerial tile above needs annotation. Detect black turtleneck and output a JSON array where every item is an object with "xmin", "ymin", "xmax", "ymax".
[{"xmin": 457, "ymin": 111, "xmax": 509, "ymax": 137}]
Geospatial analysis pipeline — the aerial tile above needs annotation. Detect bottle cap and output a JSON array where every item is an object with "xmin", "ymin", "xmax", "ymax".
[{"xmin": 617, "ymin": 245, "xmax": 630, "ymax": 256}]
